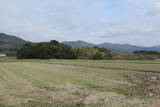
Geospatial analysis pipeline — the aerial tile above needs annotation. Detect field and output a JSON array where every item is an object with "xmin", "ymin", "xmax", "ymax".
[{"xmin": 0, "ymin": 58, "xmax": 160, "ymax": 107}]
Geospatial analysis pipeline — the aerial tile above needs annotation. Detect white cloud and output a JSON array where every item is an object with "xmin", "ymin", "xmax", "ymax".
[
  {"xmin": 0, "ymin": 0, "xmax": 160, "ymax": 46},
  {"xmin": 127, "ymin": 0, "xmax": 160, "ymax": 18}
]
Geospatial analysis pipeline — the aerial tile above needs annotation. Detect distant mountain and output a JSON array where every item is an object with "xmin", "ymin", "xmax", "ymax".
[
  {"xmin": 150, "ymin": 45, "xmax": 160, "ymax": 51},
  {"xmin": 1, "ymin": 33, "xmax": 159, "ymax": 53},
  {"xmin": 98, "ymin": 43, "xmax": 149, "ymax": 52},
  {"xmin": 62, "ymin": 40, "xmax": 160, "ymax": 52},
  {"xmin": 0, "ymin": 33, "xmax": 27, "ymax": 52},
  {"xmin": 62, "ymin": 40, "xmax": 95, "ymax": 47}
]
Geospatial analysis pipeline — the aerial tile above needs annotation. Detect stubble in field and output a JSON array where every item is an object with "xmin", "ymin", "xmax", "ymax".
[{"xmin": 0, "ymin": 61, "xmax": 159, "ymax": 107}]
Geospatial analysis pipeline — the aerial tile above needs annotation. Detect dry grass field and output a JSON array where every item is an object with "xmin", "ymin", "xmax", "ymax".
[{"xmin": 0, "ymin": 58, "xmax": 160, "ymax": 107}]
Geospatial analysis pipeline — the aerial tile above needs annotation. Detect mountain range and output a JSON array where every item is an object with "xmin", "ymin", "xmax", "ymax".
[
  {"xmin": 62, "ymin": 40, "xmax": 160, "ymax": 52},
  {"xmin": 0, "ymin": 33, "xmax": 160, "ymax": 53},
  {"xmin": 0, "ymin": 33, "xmax": 27, "ymax": 52}
]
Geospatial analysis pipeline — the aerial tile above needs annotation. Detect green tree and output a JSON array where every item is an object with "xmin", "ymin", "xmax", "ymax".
[{"xmin": 17, "ymin": 40, "xmax": 77, "ymax": 59}]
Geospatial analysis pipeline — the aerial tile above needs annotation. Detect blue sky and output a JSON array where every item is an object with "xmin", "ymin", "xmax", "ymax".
[{"xmin": 0, "ymin": 0, "xmax": 160, "ymax": 46}]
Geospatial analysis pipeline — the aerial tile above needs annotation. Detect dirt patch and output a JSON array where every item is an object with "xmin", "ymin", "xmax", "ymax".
[
  {"xmin": 54, "ymin": 82, "xmax": 78, "ymax": 92},
  {"xmin": 149, "ymin": 98, "xmax": 160, "ymax": 107},
  {"xmin": 7, "ymin": 96, "xmax": 31, "ymax": 105},
  {"xmin": 83, "ymin": 92, "xmax": 125, "ymax": 105},
  {"xmin": 123, "ymin": 72, "xmax": 160, "ymax": 98},
  {"xmin": 52, "ymin": 92, "xmax": 80, "ymax": 104}
]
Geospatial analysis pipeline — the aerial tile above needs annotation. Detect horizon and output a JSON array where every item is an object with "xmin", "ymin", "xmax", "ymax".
[
  {"xmin": 0, "ymin": 0, "xmax": 160, "ymax": 46},
  {"xmin": 2, "ymin": 32, "xmax": 160, "ymax": 47},
  {"xmin": 62, "ymin": 40, "xmax": 160, "ymax": 47}
]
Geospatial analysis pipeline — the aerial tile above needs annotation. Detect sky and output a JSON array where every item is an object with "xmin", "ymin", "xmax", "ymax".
[{"xmin": 0, "ymin": 0, "xmax": 160, "ymax": 46}]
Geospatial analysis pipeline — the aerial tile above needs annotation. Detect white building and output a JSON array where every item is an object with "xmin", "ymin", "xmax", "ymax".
[{"xmin": 0, "ymin": 53, "xmax": 6, "ymax": 57}]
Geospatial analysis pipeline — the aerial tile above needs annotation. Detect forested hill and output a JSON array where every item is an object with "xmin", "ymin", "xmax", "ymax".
[{"xmin": 0, "ymin": 33, "xmax": 27, "ymax": 52}]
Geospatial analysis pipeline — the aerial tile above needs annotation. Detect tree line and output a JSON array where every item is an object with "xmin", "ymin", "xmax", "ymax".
[
  {"xmin": 17, "ymin": 40, "xmax": 160, "ymax": 60},
  {"xmin": 17, "ymin": 40, "xmax": 77, "ymax": 59},
  {"xmin": 17, "ymin": 40, "xmax": 112, "ymax": 59}
]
